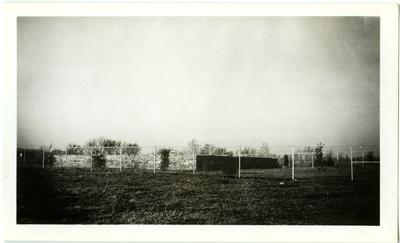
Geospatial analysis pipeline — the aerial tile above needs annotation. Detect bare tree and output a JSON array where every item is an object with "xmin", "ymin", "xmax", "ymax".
[
  {"xmin": 188, "ymin": 138, "xmax": 199, "ymax": 154},
  {"xmin": 259, "ymin": 142, "xmax": 270, "ymax": 156}
]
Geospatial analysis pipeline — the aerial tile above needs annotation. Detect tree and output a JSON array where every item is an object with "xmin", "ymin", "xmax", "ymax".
[
  {"xmin": 199, "ymin": 144, "xmax": 215, "ymax": 155},
  {"xmin": 314, "ymin": 143, "xmax": 324, "ymax": 168},
  {"xmin": 67, "ymin": 143, "xmax": 84, "ymax": 155},
  {"xmin": 124, "ymin": 143, "xmax": 141, "ymax": 155},
  {"xmin": 188, "ymin": 139, "xmax": 200, "ymax": 154},
  {"xmin": 102, "ymin": 138, "xmax": 122, "ymax": 154},
  {"xmin": 214, "ymin": 147, "xmax": 227, "ymax": 155},
  {"xmin": 41, "ymin": 144, "xmax": 56, "ymax": 167},
  {"xmin": 159, "ymin": 148, "xmax": 171, "ymax": 171},
  {"xmin": 241, "ymin": 147, "xmax": 258, "ymax": 156},
  {"xmin": 259, "ymin": 142, "xmax": 270, "ymax": 157},
  {"xmin": 85, "ymin": 138, "xmax": 107, "ymax": 169}
]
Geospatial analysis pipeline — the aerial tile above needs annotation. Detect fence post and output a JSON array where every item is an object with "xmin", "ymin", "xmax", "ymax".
[
  {"xmin": 336, "ymin": 151, "xmax": 339, "ymax": 163},
  {"xmin": 120, "ymin": 146, "xmax": 122, "ymax": 172},
  {"xmin": 23, "ymin": 148, "xmax": 26, "ymax": 168},
  {"xmin": 192, "ymin": 145, "xmax": 195, "ymax": 174},
  {"xmin": 311, "ymin": 152, "xmax": 314, "ymax": 168},
  {"xmin": 238, "ymin": 146, "xmax": 241, "ymax": 178},
  {"xmin": 153, "ymin": 146, "xmax": 156, "ymax": 174},
  {"xmin": 362, "ymin": 151, "xmax": 365, "ymax": 167},
  {"xmin": 291, "ymin": 146, "xmax": 295, "ymax": 180},
  {"xmin": 65, "ymin": 146, "xmax": 68, "ymax": 168},
  {"xmin": 350, "ymin": 146, "xmax": 353, "ymax": 181},
  {"xmin": 90, "ymin": 147, "xmax": 93, "ymax": 172},
  {"xmin": 42, "ymin": 147, "xmax": 45, "ymax": 169}
]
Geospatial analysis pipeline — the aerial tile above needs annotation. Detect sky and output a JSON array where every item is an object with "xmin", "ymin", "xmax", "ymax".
[{"xmin": 17, "ymin": 17, "xmax": 380, "ymax": 149}]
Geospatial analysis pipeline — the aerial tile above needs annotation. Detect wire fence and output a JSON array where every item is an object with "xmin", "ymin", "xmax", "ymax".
[{"xmin": 16, "ymin": 144, "xmax": 380, "ymax": 181}]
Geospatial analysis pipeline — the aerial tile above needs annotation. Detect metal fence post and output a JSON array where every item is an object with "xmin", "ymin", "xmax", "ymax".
[
  {"xmin": 350, "ymin": 146, "xmax": 353, "ymax": 181},
  {"xmin": 362, "ymin": 151, "xmax": 365, "ymax": 167},
  {"xmin": 120, "ymin": 146, "xmax": 123, "ymax": 172},
  {"xmin": 291, "ymin": 146, "xmax": 295, "ymax": 180},
  {"xmin": 65, "ymin": 146, "xmax": 68, "ymax": 168},
  {"xmin": 238, "ymin": 146, "xmax": 241, "ymax": 178},
  {"xmin": 42, "ymin": 147, "xmax": 45, "ymax": 169},
  {"xmin": 153, "ymin": 146, "xmax": 156, "ymax": 174},
  {"xmin": 192, "ymin": 145, "xmax": 195, "ymax": 174},
  {"xmin": 23, "ymin": 148, "xmax": 26, "ymax": 168},
  {"xmin": 90, "ymin": 147, "xmax": 93, "ymax": 172},
  {"xmin": 311, "ymin": 151, "xmax": 314, "ymax": 168}
]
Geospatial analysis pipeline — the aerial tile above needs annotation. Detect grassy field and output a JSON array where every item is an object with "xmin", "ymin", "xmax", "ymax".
[{"xmin": 17, "ymin": 167, "xmax": 379, "ymax": 225}]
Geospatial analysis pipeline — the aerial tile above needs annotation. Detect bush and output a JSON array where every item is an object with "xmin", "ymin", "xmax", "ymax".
[
  {"xmin": 159, "ymin": 149, "xmax": 171, "ymax": 171},
  {"xmin": 67, "ymin": 144, "xmax": 84, "ymax": 155},
  {"xmin": 314, "ymin": 143, "xmax": 324, "ymax": 168},
  {"xmin": 92, "ymin": 149, "xmax": 107, "ymax": 169},
  {"xmin": 40, "ymin": 145, "xmax": 56, "ymax": 168},
  {"xmin": 125, "ymin": 143, "xmax": 141, "ymax": 155},
  {"xmin": 323, "ymin": 152, "xmax": 334, "ymax": 167},
  {"xmin": 365, "ymin": 151, "xmax": 377, "ymax": 161},
  {"xmin": 44, "ymin": 150, "xmax": 56, "ymax": 167},
  {"xmin": 283, "ymin": 154, "xmax": 289, "ymax": 167}
]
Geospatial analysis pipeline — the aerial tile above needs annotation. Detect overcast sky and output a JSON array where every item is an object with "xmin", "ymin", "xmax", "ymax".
[{"xmin": 17, "ymin": 17, "xmax": 379, "ymax": 149}]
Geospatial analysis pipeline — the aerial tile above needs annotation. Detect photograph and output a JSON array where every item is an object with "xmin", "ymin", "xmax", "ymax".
[
  {"xmin": 1, "ymin": 2, "xmax": 398, "ymax": 243},
  {"xmin": 16, "ymin": 16, "xmax": 381, "ymax": 225}
]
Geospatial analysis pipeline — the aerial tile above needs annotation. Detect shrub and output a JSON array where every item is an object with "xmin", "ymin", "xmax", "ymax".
[
  {"xmin": 283, "ymin": 154, "xmax": 289, "ymax": 167},
  {"xmin": 365, "ymin": 151, "xmax": 376, "ymax": 161},
  {"xmin": 314, "ymin": 143, "xmax": 324, "ymax": 168},
  {"xmin": 67, "ymin": 144, "xmax": 84, "ymax": 155},
  {"xmin": 323, "ymin": 152, "xmax": 334, "ymax": 167},
  {"xmin": 103, "ymin": 138, "xmax": 122, "ymax": 155},
  {"xmin": 199, "ymin": 144, "xmax": 215, "ymax": 155},
  {"xmin": 45, "ymin": 151, "xmax": 56, "ymax": 167},
  {"xmin": 159, "ymin": 149, "xmax": 171, "ymax": 171},
  {"xmin": 85, "ymin": 138, "xmax": 107, "ymax": 169},
  {"xmin": 125, "ymin": 143, "xmax": 141, "ymax": 155},
  {"xmin": 40, "ymin": 145, "xmax": 56, "ymax": 168},
  {"xmin": 91, "ymin": 149, "xmax": 107, "ymax": 169}
]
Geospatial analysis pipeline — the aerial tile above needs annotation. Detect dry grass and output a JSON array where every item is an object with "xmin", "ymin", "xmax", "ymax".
[{"xmin": 17, "ymin": 167, "xmax": 379, "ymax": 225}]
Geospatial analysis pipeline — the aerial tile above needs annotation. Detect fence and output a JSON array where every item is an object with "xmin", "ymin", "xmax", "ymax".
[{"xmin": 16, "ymin": 144, "xmax": 379, "ymax": 181}]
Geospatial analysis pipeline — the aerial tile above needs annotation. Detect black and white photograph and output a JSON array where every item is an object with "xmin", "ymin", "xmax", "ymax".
[{"xmin": 1, "ymin": 2, "xmax": 398, "ymax": 243}]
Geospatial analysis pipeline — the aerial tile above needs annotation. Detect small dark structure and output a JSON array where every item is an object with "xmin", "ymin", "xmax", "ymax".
[{"xmin": 196, "ymin": 155, "xmax": 280, "ymax": 172}]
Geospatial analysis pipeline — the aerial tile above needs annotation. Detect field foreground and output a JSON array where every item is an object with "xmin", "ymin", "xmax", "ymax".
[{"xmin": 17, "ymin": 168, "xmax": 379, "ymax": 225}]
